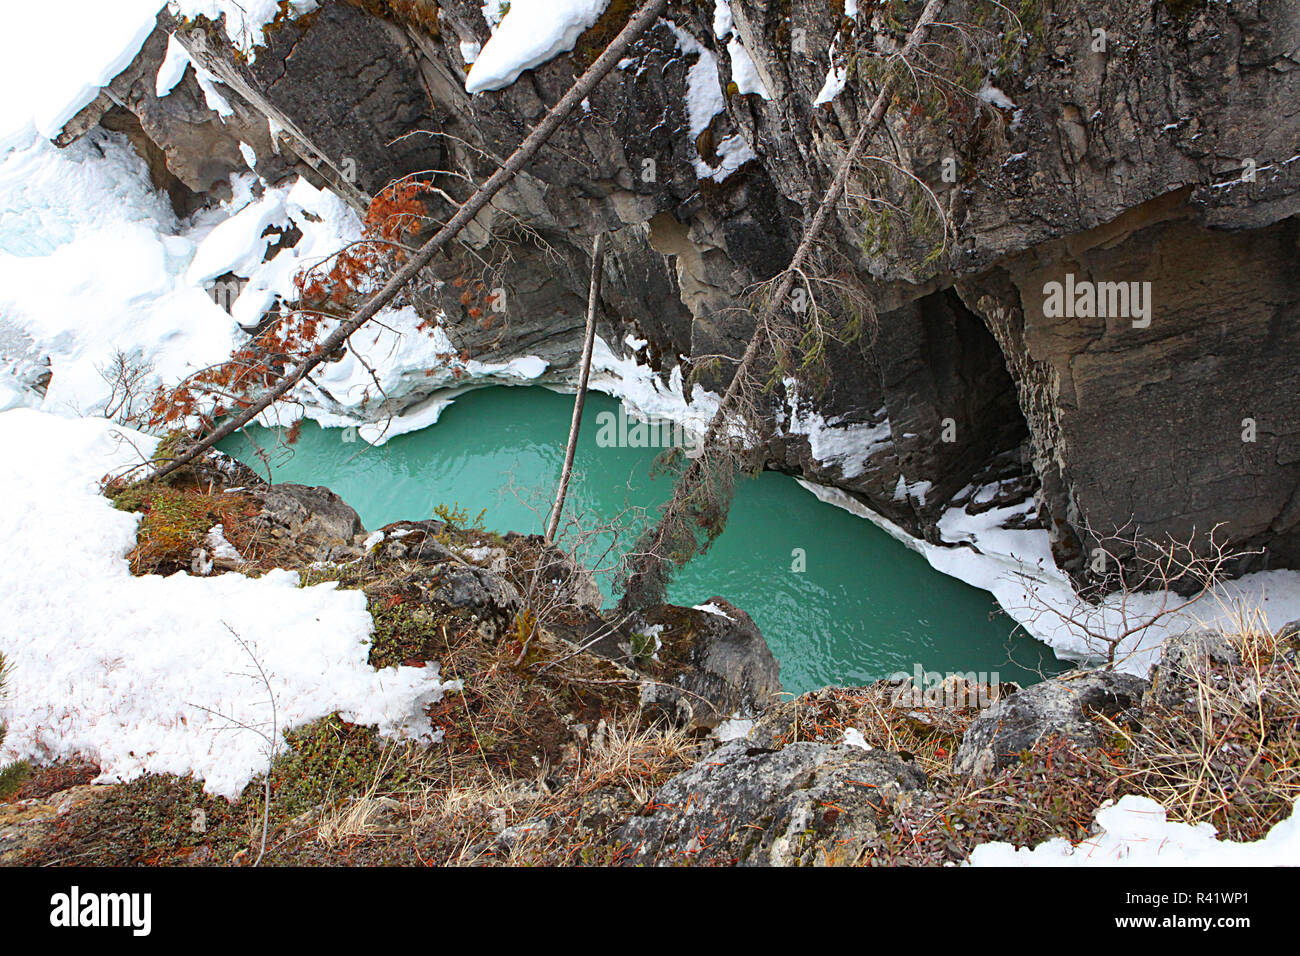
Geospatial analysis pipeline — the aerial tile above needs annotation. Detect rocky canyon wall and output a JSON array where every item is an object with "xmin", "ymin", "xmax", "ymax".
[{"xmin": 65, "ymin": 0, "xmax": 1300, "ymax": 585}]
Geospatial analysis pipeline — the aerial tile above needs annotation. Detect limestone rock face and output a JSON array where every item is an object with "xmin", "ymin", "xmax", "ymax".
[
  {"xmin": 954, "ymin": 669, "xmax": 1148, "ymax": 777},
  {"xmin": 612, "ymin": 739, "xmax": 926, "ymax": 866},
  {"xmin": 71, "ymin": 0, "xmax": 1300, "ymax": 581},
  {"xmin": 56, "ymin": 13, "xmax": 288, "ymax": 213}
]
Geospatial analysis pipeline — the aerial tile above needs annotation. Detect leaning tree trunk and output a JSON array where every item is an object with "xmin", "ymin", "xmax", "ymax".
[
  {"xmin": 617, "ymin": 0, "xmax": 948, "ymax": 612},
  {"xmin": 150, "ymin": 0, "xmax": 670, "ymax": 483},
  {"xmin": 546, "ymin": 232, "xmax": 606, "ymax": 543}
]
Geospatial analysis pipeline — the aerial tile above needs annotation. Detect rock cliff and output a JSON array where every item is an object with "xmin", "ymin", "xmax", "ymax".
[{"xmin": 63, "ymin": 0, "xmax": 1300, "ymax": 585}]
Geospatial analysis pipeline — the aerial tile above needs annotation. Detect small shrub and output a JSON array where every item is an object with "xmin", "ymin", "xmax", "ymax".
[
  {"xmin": 433, "ymin": 501, "xmax": 486, "ymax": 532},
  {"xmin": 0, "ymin": 652, "xmax": 31, "ymax": 800}
]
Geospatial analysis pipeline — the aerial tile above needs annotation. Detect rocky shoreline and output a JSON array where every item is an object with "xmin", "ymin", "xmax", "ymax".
[{"xmin": 4, "ymin": 454, "xmax": 1296, "ymax": 866}]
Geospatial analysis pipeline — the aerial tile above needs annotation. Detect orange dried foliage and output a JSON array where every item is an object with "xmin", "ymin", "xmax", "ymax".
[{"xmin": 148, "ymin": 180, "xmax": 440, "ymax": 432}]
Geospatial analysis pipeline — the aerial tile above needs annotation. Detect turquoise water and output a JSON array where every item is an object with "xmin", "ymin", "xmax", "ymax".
[{"xmin": 221, "ymin": 387, "xmax": 1066, "ymax": 694}]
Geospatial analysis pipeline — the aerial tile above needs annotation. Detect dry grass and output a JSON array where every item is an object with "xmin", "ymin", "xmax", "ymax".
[
  {"xmin": 765, "ymin": 681, "xmax": 1002, "ymax": 779},
  {"xmin": 342, "ymin": 713, "xmax": 704, "ymax": 865},
  {"xmin": 1101, "ymin": 611, "xmax": 1300, "ymax": 841}
]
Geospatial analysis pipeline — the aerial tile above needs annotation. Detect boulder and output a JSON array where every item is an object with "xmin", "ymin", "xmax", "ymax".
[
  {"xmin": 1145, "ymin": 628, "xmax": 1242, "ymax": 709},
  {"xmin": 954, "ymin": 669, "xmax": 1147, "ymax": 777},
  {"xmin": 374, "ymin": 521, "xmax": 523, "ymax": 615},
  {"xmin": 621, "ymin": 599, "xmax": 781, "ymax": 732},
  {"xmin": 252, "ymin": 483, "xmax": 365, "ymax": 561},
  {"xmin": 611, "ymin": 739, "xmax": 926, "ymax": 866}
]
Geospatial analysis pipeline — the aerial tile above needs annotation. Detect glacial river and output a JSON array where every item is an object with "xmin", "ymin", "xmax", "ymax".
[{"xmin": 221, "ymin": 386, "xmax": 1067, "ymax": 694}]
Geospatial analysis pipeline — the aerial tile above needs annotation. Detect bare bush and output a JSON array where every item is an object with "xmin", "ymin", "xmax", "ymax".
[
  {"xmin": 1009, "ymin": 522, "xmax": 1256, "ymax": 666},
  {"xmin": 97, "ymin": 349, "xmax": 154, "ymax": 427}
]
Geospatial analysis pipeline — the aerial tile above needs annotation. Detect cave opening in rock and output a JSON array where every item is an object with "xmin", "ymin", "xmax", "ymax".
[{"xmin": 919, "ymin": 286, "xmax": 1038, "ymax": 527}]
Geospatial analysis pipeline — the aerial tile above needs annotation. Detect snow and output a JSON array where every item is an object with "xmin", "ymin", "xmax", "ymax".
[
  {"xmin": 194, "ymin": 67, "xmax": 234, "ymax": 118},
  {"xmin": 464, "ymin": 0, "xmax": 610, "ymax": 94},
  {"xmin": 481, "ymin": 1, "xmax": 510, "ymax": 30},
  {"xmin": 978, "ymin": 82, "xmax": 1016, "ymax": 111},
  {"xmin": 668, "ymin": 23, "xmax": 724, "ymax": 140},
  {"xmin": 0, "ymin": 131, "xmax": 244, "ymax": 418},
  {"xmin": 711, "ymin": 1, "xmax": 770, "ymax": 99},
  {"xmin": 0, "ymin": 409, "xmax": 457, "ymax": 798},
  {"xmin": 799, "ymin": 479, "xmax": 1300, "ymax": 678},
  {"xmin": 588, "ymin": 334, "xmax": 720, "ymax": 442},
  {"xmin": 693, "ymin": 602, "xmax": 735, "ymax": 622},
  {"xmin": 969, "ymin": 795, "xmax": 1300, "ymax": 866},
  {"xmin": 204, "ymin": 523, "xmax": 244, "ymax": 566},
  {"xmin": 155, "ymin": 34, "xmax": 192, "ymax": 98},
  {"xmin": 293, "ymin": 308, "xmax": 552, "ymax": 446},
  {"xmin": 665, "ymin": 20, "xmax": 758, "ymax": 183},
  {"xmin": 892, "ymin": 475, "xmax": 931, "ymax": 507},
  {"xmin": 0, "ymin": 119, "xmax": 486, "ymax": 443},
  {"xmin": 713, "ymin": 716, "xmax": 754, "ymax": 742},
  {"xmin": 784, "ymin": 387, "xmax": 891, "ymax": 481},
  {"xmin": 726, "ymin": 37, "xmax": 771, "ymax": 99},
  {"xmin": 842, "ymin": 728, "xmax": 873, "ymax": 751},
  {"xmin": 0, "ymin": 0, "xmax": 162, "ymax": 151},
  {"xmin": 712, "ymin": 0, "xmax": 734, "ymax": 38},
  {"xmin": 459, "ymin": 40, "xmax": 482, "ymax": 66},
  {"xmin": 184, "ymin": 189, "xmax": 287, "ymax": 284},
  {"xmin": 814, "ymin": 65, "xmax": 848, "ymax": 107},
  {"xmin": 169, "ymin": 1, "xmax": 319, "ymax": 60}
]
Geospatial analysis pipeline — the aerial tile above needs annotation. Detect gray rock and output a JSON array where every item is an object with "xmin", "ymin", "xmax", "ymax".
[
  {"xmin": 427, "ymin": 565, "xmax": 522, "ymax": 613},
  {"xmin": 1146, "ymin": 629, "xmax": 1242, "ymax": 709},
  {"xmin": 626, "ymin": 599, "xmax": 781, "ymax": 732},
  {"xmin": 954, "ymin": 669, "xmax": 1148, "ymax": 777},
  {"xmin": 373, "ymin": 522, "xmax": 523, "ymax": 614},
  {"xmin": 252, "ymin": 483, "xmax": 365, "ymax": 561},
  {"xmin": 612, "ymin": 739, "xmax": 926, "ymax": 866},
  {"xmin": 1275, "ymin": 619, "xmax": 1300, "ymax": 647}
]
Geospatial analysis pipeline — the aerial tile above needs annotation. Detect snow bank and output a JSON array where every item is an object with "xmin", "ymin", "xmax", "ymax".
[
  {"xmin": 587, "ymin": 334, "xmax": 720, "ymax": 440},
  {"xmin": 969, "ymin": 795, "xmax": 1300, "ymax": 866},
  {"xmin": 0, "ymin": 0, "xmax": 162, "ymax": 150},
  {"xmin": 0, "ymin": 117, "xmax": 551, "ymax": 447},
  {"xmin": 0, "ymin": 132, "xmax": 243, "ymax": 417},
  {"xmin": 799, "ymin": 479, "xmax": 1300, "ymax": 676},
  {"xmin": 465, "ymin": 0, "xmax": 610, "ymax": 94},
  {"xmin": 299, "ymin": 308, "xmax": 552, "ymax": 446},
  {"xmin": 0, "ymin": 409, "xmax": 455, "ymax": 798}
]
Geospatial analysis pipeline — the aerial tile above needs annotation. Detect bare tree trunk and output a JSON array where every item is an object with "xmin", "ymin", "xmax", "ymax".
[
  {"xmin": 546, "ymin": 233, "xmax": 606, "ymax": 543},
  {"xmin": 150, "ymin": 0, "xmax": 669, "ymax": 483},
  {"xmin": 618, "ymin": 0, "xmax": 947, "ymax": 611}
]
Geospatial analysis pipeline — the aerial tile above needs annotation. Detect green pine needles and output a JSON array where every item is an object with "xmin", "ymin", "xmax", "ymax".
[{"xmin": 0, "ymin": 652, "xmax": 30, "ymax": 800}]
